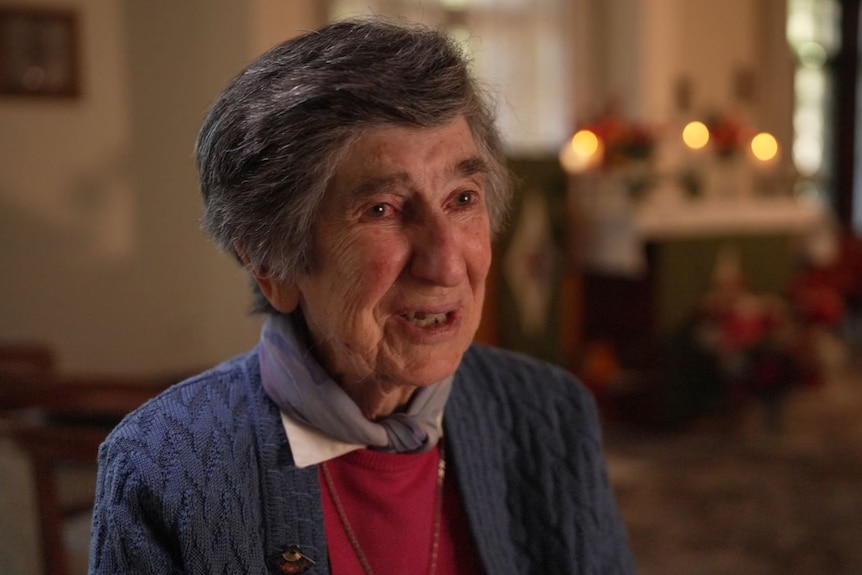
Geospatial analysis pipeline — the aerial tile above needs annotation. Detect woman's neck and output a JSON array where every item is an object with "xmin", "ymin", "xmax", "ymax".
[{"xmin": 341, "ymin": 379, "xmax": 418, "ymax": 421}]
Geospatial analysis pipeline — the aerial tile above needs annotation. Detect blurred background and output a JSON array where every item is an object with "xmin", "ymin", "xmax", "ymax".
[{"xmin": 1, "ymin": 0, "xmax": 861, "ymax": 573}]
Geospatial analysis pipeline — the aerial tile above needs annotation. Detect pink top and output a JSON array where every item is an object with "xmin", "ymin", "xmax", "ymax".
[{"xmin": 320, "ymin": 445, "xmax": 483, "ymax": 574}]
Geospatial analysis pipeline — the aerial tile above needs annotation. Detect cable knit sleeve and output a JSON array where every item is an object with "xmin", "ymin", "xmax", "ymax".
[
  {"xmin": 87, "ymin": 355, "xmax": 278, "ymax": 575},
  {"xmin": 89, "ymin": 430, "xmax": 183, "ymax": 574}
]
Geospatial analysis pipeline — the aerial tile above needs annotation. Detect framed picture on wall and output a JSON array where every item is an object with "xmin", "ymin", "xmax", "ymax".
[{"xmin": 0, "ymin": 7, "xmax": 80, "ymax": 98}]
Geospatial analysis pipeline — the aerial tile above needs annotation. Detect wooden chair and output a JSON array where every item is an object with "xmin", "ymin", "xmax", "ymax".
[
  {"xmin": 0, "ymin": 344, "xmax": 181, "ymax": 575},
  {"xmin": 0, "ymin": 343, "xmax": 54, "ymax": 374}
]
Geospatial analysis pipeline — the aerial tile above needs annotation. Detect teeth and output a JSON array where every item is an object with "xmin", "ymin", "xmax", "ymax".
[{"xmin": 403, "ymin": 311, "xmax": 448, "ymax": 327}]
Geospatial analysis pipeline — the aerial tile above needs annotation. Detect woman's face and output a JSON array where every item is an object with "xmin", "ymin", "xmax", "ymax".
[{"xmin": 274, "ymin": 116, "xmax": 492, "ymax": 412}]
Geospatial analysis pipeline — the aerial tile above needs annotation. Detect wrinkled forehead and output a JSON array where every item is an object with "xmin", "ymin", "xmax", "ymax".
[{"xmin": 325, "ymin": 116, "xmax": 487, "ymax": 207}]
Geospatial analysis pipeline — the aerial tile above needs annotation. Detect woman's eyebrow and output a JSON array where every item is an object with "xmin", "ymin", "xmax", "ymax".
[
  {"xmin": 346, "ymin": 155, "xmax": 488, "ymax": 204},
  {"xmin": 453, "ymin": 156, "xmax": 490, "ymax": 179},
  {"xmin": 349, "ymin": 172, "xmax": 411, "ymax": 201}
]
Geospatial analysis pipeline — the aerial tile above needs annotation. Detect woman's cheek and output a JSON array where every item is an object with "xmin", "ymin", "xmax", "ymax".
[{"xmin": 466, "ymin": 230, "xmax": 492, "ymax": 278}]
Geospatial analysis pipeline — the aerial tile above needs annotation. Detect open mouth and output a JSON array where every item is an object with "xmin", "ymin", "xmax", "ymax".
[{"xmin": 401, "ymin": 311, "xmax": 452, "ymax": 327}]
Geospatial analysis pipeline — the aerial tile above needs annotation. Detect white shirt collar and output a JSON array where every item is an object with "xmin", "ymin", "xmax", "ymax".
[
  {"xmin": 279, "ymin": 410, "xmax": 365, "ymax": 468},
  {"xmin": 278, "ymin": 408, "xmax": 446, "ymax": 468}
]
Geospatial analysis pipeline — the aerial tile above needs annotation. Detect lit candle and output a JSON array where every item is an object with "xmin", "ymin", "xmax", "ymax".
[
  {"xmin": 682, "ymin": 121, "xmax": 710, "ymax": 151},
  {"xmin": 750, "ymin": 132, "xmax": 779, "ymax": 165},
  {"xmin": 560, "ymin": 129, "xmax": 604, "ymax": 173}
]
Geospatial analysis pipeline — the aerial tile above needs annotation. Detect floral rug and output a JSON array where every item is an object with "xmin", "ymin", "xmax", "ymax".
[{"xmin": 605, "ymin": 364, "xmax": 862, "ymax": 575}]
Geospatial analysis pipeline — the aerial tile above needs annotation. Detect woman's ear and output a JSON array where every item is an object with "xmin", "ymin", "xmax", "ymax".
[
  {"xmin": 253, "ymin": 272, "xmax": 301, "ymax": 313},
  {"xmin": 236, "ymin": 246, "xmax": 301, "ymax": 313}
]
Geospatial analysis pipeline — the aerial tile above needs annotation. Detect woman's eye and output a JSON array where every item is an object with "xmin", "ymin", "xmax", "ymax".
[
  {"xmin": 455, "ymin": 191, "xmax": 476, "ymax": 206},
  {"xmin": 365, "ymin": 203, "xmax": 390, "ymax": 219}
]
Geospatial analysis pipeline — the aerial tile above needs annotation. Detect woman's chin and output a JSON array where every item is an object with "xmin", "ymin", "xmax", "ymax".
[
  {"xmin": 379, "ymin": 315, "xmax": 477, "ymax": 385},
  {"xmin": 387, "ymin": 351, "xmax": 464, "ymax": 389}
]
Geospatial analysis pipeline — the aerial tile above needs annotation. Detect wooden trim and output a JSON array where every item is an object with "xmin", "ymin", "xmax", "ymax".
[
  {"xmin": 834, "ymin": 0, "xmax": 860, "ymax": 229},
  {"xmin": 0, "ymin": 6, "xmax": 81, "ymax": 98}
]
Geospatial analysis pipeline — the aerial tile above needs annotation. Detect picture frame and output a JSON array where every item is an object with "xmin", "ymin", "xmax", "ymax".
[{"xmin": 0, "ymin": 7, "xmax": 80, "ymax": 98}]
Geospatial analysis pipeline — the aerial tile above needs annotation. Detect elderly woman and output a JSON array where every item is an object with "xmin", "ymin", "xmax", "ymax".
[{"xmin": 89, "ymin": 17, "xmax": 635, "ymax": 575}]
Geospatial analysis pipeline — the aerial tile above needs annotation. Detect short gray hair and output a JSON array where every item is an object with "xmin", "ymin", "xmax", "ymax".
[{"xmin": 195, "ymin": 17, "xmax": 511, "ymax": 313}]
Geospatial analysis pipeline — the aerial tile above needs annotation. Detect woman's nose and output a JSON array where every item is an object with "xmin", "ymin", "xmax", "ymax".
[{"xmin": 409, "ymin": 213, "xmax": 467, "ymax": 286}]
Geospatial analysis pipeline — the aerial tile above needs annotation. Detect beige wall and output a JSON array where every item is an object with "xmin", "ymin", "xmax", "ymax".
[
  {"xmin": 575, "ymin": 0, "xmax": 792, "ymax": 135},
  {"xmin": 0, "ymin": 2, "xmax": 321, "ymax": 572},
  {"xmin": 0, "ymin": 0, "xmax": 323, "ymax": 375},
  {"xmin": 569, "ymin": 0, "xmax": 795, "ymax": 190},
  {"xmin": 0, "ymin": 0, "xmax": 793, "ymax": 374}
]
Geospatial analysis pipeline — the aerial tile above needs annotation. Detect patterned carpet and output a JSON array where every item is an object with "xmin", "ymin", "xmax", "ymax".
[{"xmin": 605, "ymin": 359, "xmax": 862, "ymax": 575}]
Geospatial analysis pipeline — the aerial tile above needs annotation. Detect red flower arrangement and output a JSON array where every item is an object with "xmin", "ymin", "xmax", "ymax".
[
  {"xmin": 578, "ymin": 107, "xmax": 657, "ymax": 170},
  {"xmin": 692, "ymin": 250, "xmax": 840, "ymax": 419},
  {"xmin": 704, "ymin": 110, "xmax": 751, "ymax": 159}
]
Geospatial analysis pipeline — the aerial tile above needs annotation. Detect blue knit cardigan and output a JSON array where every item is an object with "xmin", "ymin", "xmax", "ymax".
[{"xmin": 89, "ymin": 343, "xmax": 636, "ymax": 574}]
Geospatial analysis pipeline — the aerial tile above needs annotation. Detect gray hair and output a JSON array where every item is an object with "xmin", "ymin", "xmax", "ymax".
[{"xmin": 195, "ymin": 17, "xmax": 511, "ymax": 313}]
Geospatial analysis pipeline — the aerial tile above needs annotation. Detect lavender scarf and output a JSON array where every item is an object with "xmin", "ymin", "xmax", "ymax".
[{"xmin": 258, "ymin": 314, "xmax": 452, "ymax": 453}]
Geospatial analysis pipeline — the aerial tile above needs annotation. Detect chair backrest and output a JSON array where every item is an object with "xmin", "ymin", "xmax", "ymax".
[
  {"xmin": 0, "ymin": 342, "xmax": 54, "ymax": 374},
  {"xmin": 0, "ymin": 342, "xmax": 57, "ymax": 413}
]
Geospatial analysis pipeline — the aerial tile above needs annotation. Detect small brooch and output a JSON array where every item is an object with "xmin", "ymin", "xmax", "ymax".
[{"xmin": 268, "ymin": 545, "xmax": 316, "ymax": 574}]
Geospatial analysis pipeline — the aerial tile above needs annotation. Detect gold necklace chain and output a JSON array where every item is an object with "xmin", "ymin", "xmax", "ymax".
[{"xmin": 321, "ymin": 444, "xmax": 446, "ymax": 575}]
